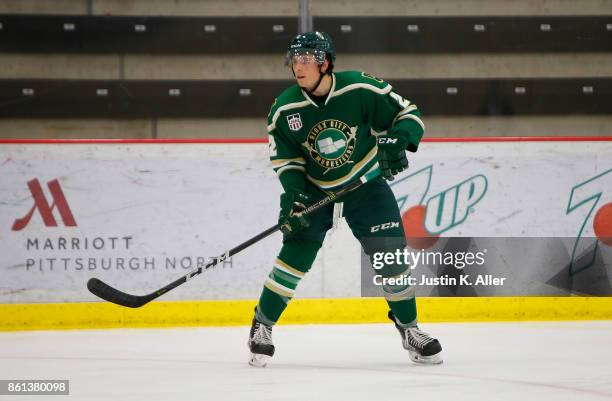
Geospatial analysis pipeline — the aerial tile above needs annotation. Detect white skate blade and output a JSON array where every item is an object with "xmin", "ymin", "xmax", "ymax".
[
  {"xmin": 248, "ymin": 353, "xmax": 271, "ymax": 368},
  {"xmin": 408, "ymin": 351, "xmax": 443, "ymax": 365}
]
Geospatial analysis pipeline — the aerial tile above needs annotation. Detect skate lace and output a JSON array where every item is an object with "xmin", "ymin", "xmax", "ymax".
[
  {"xmin": 253, "ymin": 323, "xmax": 273, "ymax": 345},
  {"xmin": 406, "ymin": 327, "xmax": 434, "ymax": 349}
]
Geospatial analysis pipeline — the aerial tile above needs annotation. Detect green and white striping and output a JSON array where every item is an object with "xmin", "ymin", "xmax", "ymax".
[
  {"xmin": 329, "ymin": 81, "xmax": 392, "ymax": 100},
  {"xmin": 382, "ymin": 267, "xmax": 416, "ymax": 303},
  {"xmin": 264, "ymin": 258, "xmax": 305, "ymax": 298},
  {"xmin": 264, "ymin": 279, "xmax": 295, "ymax": 298},
  {"xmin": 271, "ymin": 157, "xmax": 307, "ymax": 176},
  {"xmin": 395, "ymin": 109, "xmax": 425, "ymax": 131},
  {"xmin": 274, "ymin": 258, "xmax": 305, "ymax": 278},
  {"xmin": 276, "ymin": 164, "xmax": 306, "ymax": 176}
]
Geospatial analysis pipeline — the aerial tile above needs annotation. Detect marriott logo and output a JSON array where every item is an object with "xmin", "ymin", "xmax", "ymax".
[{"xmin": 12, "ymin": 178, "xmax": 77, "ymax": 231}]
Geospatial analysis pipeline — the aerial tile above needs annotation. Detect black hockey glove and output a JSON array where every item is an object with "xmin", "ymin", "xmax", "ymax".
[
  {"xmin": 279, "ymin": 190, "xmax": 313, "ymax": 236},
  {"xmin": 376, "ymin": 130, "xmax": 410, "ymax": 181}
]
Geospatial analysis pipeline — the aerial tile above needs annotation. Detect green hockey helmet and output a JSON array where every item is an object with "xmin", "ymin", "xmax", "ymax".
[{"xmin": 286, "ymin": 31, "xmax": 336, "ymax": 67}]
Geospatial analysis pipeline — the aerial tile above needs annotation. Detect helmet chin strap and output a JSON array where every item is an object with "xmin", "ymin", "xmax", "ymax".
[
  {"xmin": 305, "ymin": 67, "xmax": 326, "ymax": 95},
  {"xmin": 293, "ymin": 65, "xmax": 328, "ymax": 95}
]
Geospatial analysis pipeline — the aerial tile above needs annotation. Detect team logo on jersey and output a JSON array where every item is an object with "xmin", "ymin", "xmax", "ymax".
[
  {"xmin": 302, "ymin": 119, "xmax": 357, "ymax": 173},
  {"xmin": 287, "ymin": 113, "xmax": 303, "ymax": 131}
]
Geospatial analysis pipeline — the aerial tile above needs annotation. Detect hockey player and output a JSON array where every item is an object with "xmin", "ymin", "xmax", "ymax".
[{"xmin": 248, "ymin": 31, "xmax": 442, "ymax": 367}]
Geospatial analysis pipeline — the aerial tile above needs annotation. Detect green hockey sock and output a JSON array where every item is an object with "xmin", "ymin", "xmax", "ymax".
[
  {"xmin": 388, "ymin": 297, "xmax": 418, "ymax": 327},
  {"xmin": 377, "ymin": 257, "xmax": 417, "ymax": 327},
  {"xmin": 255, "ymin": 240, "xmax": 321, "ymax": 326}
]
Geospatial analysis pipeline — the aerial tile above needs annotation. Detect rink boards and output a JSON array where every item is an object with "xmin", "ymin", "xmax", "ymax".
[{"xmin": 0, "ymin": 138, "xmax": 611, "ymax": 330}]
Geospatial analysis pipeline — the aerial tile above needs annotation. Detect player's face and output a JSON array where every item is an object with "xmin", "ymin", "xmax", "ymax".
[{"xmin": 291, "ymin": 54, "xmax": 327, "ymax": 90}]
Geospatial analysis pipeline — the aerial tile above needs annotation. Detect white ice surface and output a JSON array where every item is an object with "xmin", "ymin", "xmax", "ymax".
[{"xmin": 0, "ymin": 321, "xmax": 611, "ymax": 401}]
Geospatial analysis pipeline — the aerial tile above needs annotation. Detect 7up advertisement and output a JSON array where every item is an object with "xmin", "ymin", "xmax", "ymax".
[{"xmin": 358, "ymin": 140, "xmax": 611, "ymax": 297}]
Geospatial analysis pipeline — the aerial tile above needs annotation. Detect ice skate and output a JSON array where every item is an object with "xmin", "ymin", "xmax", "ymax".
[
  {"xmin": 389, "ymin": 311, "xmax": 443, "ymax": 365},
  {"xmin": 247, "ymin": 318, "xmax": 275, "ymax": 367}
]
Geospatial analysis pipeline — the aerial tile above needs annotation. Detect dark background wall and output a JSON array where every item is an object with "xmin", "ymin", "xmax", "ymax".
[{"xmin": 0, "ymin": 0, "xmax": 611, "ymax": 138}]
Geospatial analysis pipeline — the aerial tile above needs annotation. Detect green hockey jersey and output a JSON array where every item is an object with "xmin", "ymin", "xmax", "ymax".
[{"xmin": 267, "ymin": 71, "xmax": 424, "ymax": 192}]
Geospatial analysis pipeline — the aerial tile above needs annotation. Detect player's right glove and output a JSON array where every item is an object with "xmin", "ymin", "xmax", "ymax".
[
  {"xmin": 376, "ymin": 129, "xmax": 410, "ymax": 181},
  {"xmin": 279, "ymin": 190, "xmax": 313, "ymax": 236}
]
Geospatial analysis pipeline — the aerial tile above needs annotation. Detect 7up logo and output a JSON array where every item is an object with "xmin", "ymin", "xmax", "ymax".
[
  {"xmin": 425, "ymin": 175, "xmax": 487, "ymax": 234},
  {"xmin": 566, "ymin": 169, "xmax": 612, "ymax": 275},
  {"xmin": 391, "ymin": 165, "xmax": 488, "ymax": 248}
]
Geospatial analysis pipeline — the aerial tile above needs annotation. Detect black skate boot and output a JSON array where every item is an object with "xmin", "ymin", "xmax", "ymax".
[
  {"xmin": 388, "ymin": 311, "xmax": 443, "ymax": 364},
  {"xmin": 247, "ymin": 317, "xmax": 275, "ymax": 367}
]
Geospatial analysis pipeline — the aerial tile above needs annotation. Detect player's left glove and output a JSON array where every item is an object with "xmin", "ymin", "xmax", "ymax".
[{"xmin": 376, "ymin": 128, "xmax": 410, "ymax": 181}]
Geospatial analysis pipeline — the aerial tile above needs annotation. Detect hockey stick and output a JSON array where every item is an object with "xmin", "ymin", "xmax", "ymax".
[{"xmin": 87, "ymin": 169, "xmax": 381, "ymax": 308}]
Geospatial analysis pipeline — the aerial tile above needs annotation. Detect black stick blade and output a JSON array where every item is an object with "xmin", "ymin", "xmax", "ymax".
[{"xmin": 87, "ymin": 278, "xmax": 151, "ymax": 308}]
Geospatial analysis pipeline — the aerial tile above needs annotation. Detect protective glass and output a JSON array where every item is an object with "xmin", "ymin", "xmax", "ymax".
[
  {"xmin": 286, "ymin": 49, "xmax": 326, "ymax": 66},
  {"xmin": 290, "ymin": 54, "xmax": 319, "ymax": 66}
]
